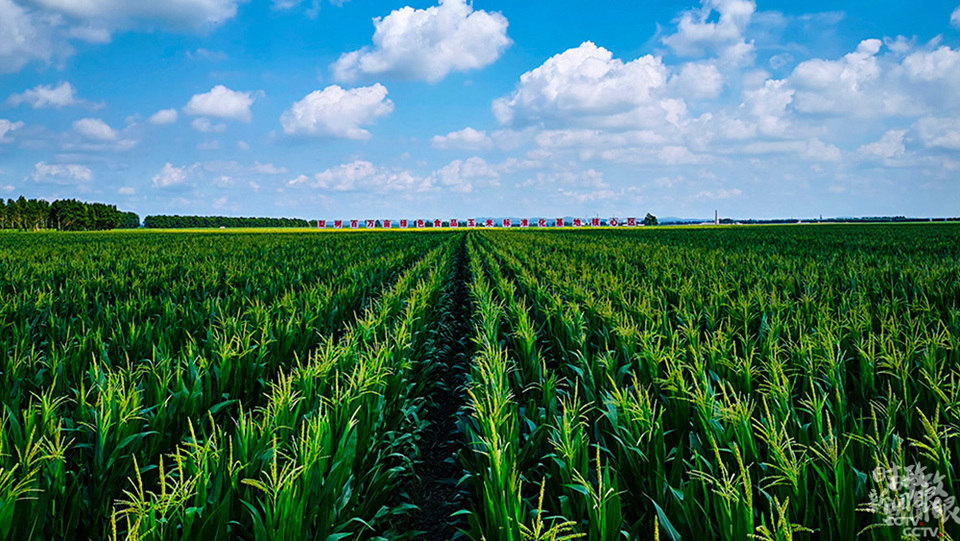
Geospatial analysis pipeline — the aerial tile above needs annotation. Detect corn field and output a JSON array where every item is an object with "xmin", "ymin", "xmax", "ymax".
[{"xmin": 1, "ymin": 225, "xmax": 958, "ymax": 540}]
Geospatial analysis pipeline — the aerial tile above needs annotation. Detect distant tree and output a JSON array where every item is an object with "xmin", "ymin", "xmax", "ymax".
[
  {"xmin": 119, "ymin": 211, "xmax": 140, "ymax": 229},
  {"xmin": 643, "ymin": 213, "xmax": 658, "ymax": 226}
]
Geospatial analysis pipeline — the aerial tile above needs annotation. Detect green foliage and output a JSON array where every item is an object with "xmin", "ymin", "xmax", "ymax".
[
  {"xmin": 1, "ymin": 224, "xmax": 958, "ymax": 541},
  {"xmin": 142, "ymin": 215, "xmax": 308, "ymax": 228},
  {"xmin": 0, "ymin": 196, "xmax": 131, "ymax": 231},
  {"xmin": 461, "ymin": 224, "xmax": 960, "ymax": 541}
]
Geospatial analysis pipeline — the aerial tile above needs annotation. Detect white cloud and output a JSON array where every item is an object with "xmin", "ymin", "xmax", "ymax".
[
  {"xmin": 742, "ymin": 78, "xmax": 793, "ymax": 135},
  {"xmin": 294, "ymin": 160, "xmax": 429, "ymax": 192},
  {"xmin": 280, "ymin": 84, "xmax": 393, "ymax": 139},
  {"xmin": 192, "ymin": 118, "xmax": 226, "ymax": 133},
  {"xmin": 492, "ymin": 42, "xmax": 670, "ymax": 128},
  {"xmin": 0, "ymin": 0, "xmax": 61, "ymax": 73},
  {"xmin": 118, "ymin": 186, "xmax": 135, "ymax": 195},
  {"xmin": 149, "ymin": 108, "xmax": 178, "ymax": 125},
  {"xmin": 29, "ymin": 161, "xmax": 93, "ymax": 184},
  {"xmin": 24, "ymin": 0, "xmax": 242, "ymax": 29},
  {"xmin": 1, "ymin": 184, "xmax": 15, "ymax": 192},
  {"xmin": 183, "ymin": 85, "xmax": 257, "ymax": 122},
  {"xmin": 0, "ymin": 119, "xmax": 24, "ymax": 142},
  {"xmin": 152, "ymin": 162, "xmax": 189, "ymax": 187},
  {"xmin": 430, "ymin": 156, "xmax": 499, "ymax": 192},
  {"xmin": 252, "ymin": 162, "xmax": 288, "ymax": 174},
  {"xmin": 7, "ymin": 81, "xmax": 81, "ymax": 108},
  {"xmin": 72, "ymin": 117, "xmax": 116, "ymax": 140},
  {"xmin": 804, "ymin": 138, "xmax": 842, "ymax": 162},
  {"xmin": 858, "ymin": 130, "xmax": 906, "ymax": 159},
  {"xmin": 670, "ymin": 62, "xmax": 723, "ymax": 99},
  {"xmin": 901, "ymin": 46, "xmax": 960, "ymax": 85},
  {"xmin": 740, "ymin": 138, "xmax": 841, "ymax": 161},
  {"xmin": 431, "ymin": 127, "xmax": 492, "ymax": 149},
  {"xmin": 197, "ymin": 140, "xmax": 220, "ymax": 150},
  {"xmin": 790, "ymin": 39, "xmax": 891, "ymax": 116},
  {"xmin": 915, "ymin": 116, "xmax": 960, "ymax": 150},
  {"xmin": 332, "ymin": 0, "xmax": 510, "ymax": 83},
  {"xmin": 952, "ymin": 6, "xmax": 960, "ymax": 28},
  {"xmin": 662, "ymin": 0, "xmax": 756, "ymax": 65}
]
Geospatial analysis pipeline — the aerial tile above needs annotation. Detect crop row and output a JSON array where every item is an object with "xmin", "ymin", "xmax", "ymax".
[
  {"xmin": 0, "ymin": 231, "xmax": 457, "ymax": 539},
  {"xmin": 458, "ymin": 225, "xmax": 960, "ymax": 540}
]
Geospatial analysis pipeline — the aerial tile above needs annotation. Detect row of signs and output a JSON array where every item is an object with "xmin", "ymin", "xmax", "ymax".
[{"xmin": 319, "ymin": 217, "xmax": 644, "ymax": 229}]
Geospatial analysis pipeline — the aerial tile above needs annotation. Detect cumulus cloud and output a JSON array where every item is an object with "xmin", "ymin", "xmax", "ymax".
[
  {"xmin": 915, "ymin": 116, "xmax": 960, "ymax": 150},
  {"xmin": 741, "ymin": 78, "xmax": 793, "ymax": 136},
  {"xmin": 72, "ymin": 117, "xmax": 117, "ymax": 140},
  {"xmin": 0, "ymin": 0, "xmax": 62, "ymax": 73},
  {"xmin": 858, "ymin": 130, "xmax": 906, "ymax": 159},
  {"xmin": 901, "ymin": 46, "xmax": 960, "ymax": 86},
  {"xmin": 789, "ymin": 39, "xmax": 899, "ymax": 116},
  {"xmin": 0, "ymin": 119, "xmax": 24, "ymax": 142},
  {"xmin": 149, "ymin": 108, "xmax": 178, "ymax": 125},
  {"xmin": 7, "ymin": 81, "xmax": 81, "ymax": 108},
  {"xmin": 662, "ymin": 0, "xmax": 756, "ymax": 65},
  {"xmin": 28, "ymin": 161, "xmax": 93, "ymax": 184},
  {"xmin": 152, "ymin": 162, "xmax": 189, "ymax": 187},
  {"xmin": 430, "ymin": 156, "xmax": 499, "ymax": 192},
  {"xmin": 291, "ymin": 160, "xmax": 429, "ymax": 192},
  {"xmin": 492, "ymin": 42, "xmax": 670, "ymax": 128},
  {"xmin": 952, "ymin": 6, "xmax": 960, "ymax": 28},
  {"xmin": 183, "ymin": 85, "xmax": 257, "ymax": 122},
  {"xmin": 431, "ymin": 127, "xmax": 492, "ymax": 150},
  {"xmin": 332, "ymin": 0, "xmax": 510, "ymax": 83},
  {"xmin": 670, "ymin": 62, "xmax": 723, "ymax": 99},
  {"xmin": 280, "ymin": 84, "xmax": 394, "ymax": 139}
]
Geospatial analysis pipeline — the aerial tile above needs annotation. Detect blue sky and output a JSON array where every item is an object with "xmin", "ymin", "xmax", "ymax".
[{"xmin": 1, "ymin": 0, "xmax": 959, "ymax": 220}]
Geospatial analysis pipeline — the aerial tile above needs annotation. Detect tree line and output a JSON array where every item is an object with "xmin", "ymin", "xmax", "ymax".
[
  {"xmin": 0, "ymin": 196, "xmax": 139, "ymax": 231},
  {"xmin": 143, "ymin": 215, "xmax": 310, "ymax": 228}
]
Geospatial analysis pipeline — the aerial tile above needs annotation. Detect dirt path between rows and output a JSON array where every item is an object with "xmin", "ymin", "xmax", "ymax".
[{"xmin": 404, "ymin": 234, "xmax": 473, "ymax": 540}]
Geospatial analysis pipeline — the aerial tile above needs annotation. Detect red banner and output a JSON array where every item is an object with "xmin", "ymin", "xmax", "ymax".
[
  {"xmin": 350, "ymin": 219, "xmax": 359, "ymax": 229},
  {"xmin": 334, "ymin": 220, "xmax": 342, "ymax": 229},
  {"xmin": 450, "ymin": 218, "xmax": 458, "ymax": 228},
  {"xmin": 627, "ymin": 217, "xmax": 636, "ymax": 226},
  {"xmin": 538, "ymin": 218, "xmax": 546, "ymax": 227},
  {"xmin": 591, "ymin": 217, "xmax": 600, "ymax": 227},
  {"xmin": 318, "ymin": 220, "xmax": 325, "ymax": 228},
  {"xmin": 503, "ymin": 218, "xmax": 511, "ymax": 227},
  {"xmin": 485, "ymin": 218, "xmax": 493, "ymax": 227},
  {"xmin": 400, "ymin": 219, "xmax": 408, "ymax": 228},
  {"xmin": 365, "ymin": 219, "xmax": 375, "ymax": 228},
  {"xmin": 573, "ymin": 218, "xmax": 582, "ymax": 227},
  {"xmin": 609, "ymin": 217, "xmax": 619, "ymax": 226},
  {"xmin": 520, "ymin": 218, "xmax": 529, "ymax": 227},
  {"xmin": 468, "ymin": 218, "xmax": 476, "ymax": 227},
  {"xmin": 433, "ymin": 219, "xmax": 441, "ymax": 228},
  {"xmin": 556, "ymin": 218, "xmax": 564, "ymax": 227},
  {"xmin": 383, "ymin": 220, "xmax": 391, "ymax": 228},
  {"xmin": 416, "ymin": 219, "xmax": 424, "ymax": 228}
]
